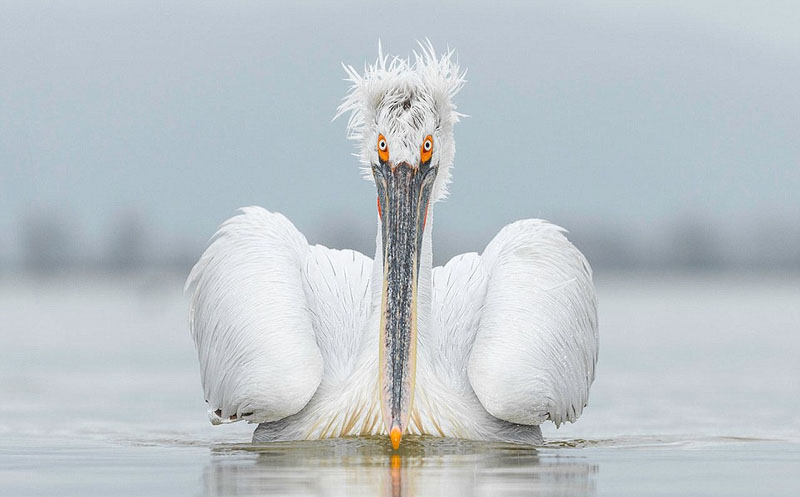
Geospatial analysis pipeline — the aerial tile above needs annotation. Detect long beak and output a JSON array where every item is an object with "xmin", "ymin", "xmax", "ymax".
[{"xmin": 374, "ymin": 160, "xmax": 436, "ymax": 450}]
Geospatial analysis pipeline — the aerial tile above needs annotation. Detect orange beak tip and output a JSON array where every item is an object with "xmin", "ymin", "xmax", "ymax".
[{"xmin": 390, "ymin": 427, "xmax": 402, "ymax": 450}]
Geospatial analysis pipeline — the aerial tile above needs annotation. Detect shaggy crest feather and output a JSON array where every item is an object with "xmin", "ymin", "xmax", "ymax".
[{"xmin": 335, "ymin": 40, "xmax": 466, "ymax": 202}]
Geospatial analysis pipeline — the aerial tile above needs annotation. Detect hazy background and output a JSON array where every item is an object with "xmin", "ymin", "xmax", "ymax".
[
  {"xmin": 1, "ymin": 0, "xmax": 799, "ymax": 274},
  {"xmin": 2, "ymin": 4, "xmax": 800, "ymax": 495}
]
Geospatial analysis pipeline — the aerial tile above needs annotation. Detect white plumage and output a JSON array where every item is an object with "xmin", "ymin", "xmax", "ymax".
[{"xmin": 187, "ymin": 42, "xmax": 598, "ymax": 446}]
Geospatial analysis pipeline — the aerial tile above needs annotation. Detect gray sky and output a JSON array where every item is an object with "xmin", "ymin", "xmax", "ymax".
[{"xmin": 1, "ymin": 1, "xmax": 798, "ymax": 265}]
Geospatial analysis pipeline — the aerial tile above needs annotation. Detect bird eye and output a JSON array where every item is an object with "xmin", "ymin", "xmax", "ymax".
[
  {"xmin": 377, "ymin": 134, "xmax": 389, "ymax": 162},
  {"xmin": 420, "ymin": 135, "xmax": 433, "ymax": 163}
]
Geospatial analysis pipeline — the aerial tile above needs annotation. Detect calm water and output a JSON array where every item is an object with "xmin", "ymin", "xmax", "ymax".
[{"xmin": 1, "ymin": 272, "xmax": 799, "ymax": 496}]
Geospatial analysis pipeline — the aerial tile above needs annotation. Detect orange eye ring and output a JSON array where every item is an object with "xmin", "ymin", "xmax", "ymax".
[
  {"xmin": 420, "ymin": 135, "xmax": 433, "ymax": 163},
  {"xmin": 377, "ymin": 134, "xmax": 389, "ymax": 163}
]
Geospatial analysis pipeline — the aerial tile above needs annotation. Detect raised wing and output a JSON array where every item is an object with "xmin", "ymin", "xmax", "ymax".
[
  {"xmin": 466, "ymin": 219, "xmax": 598, "ymax": 427},
  {"xmin": 186, "ymin": 207, "xmax": 327, "ymax": 425}
]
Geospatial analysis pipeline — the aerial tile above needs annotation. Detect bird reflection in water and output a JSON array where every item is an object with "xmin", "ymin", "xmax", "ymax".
[
  {"xmin": 203, "ymin": 436, "xmax": 597, "ymax": 497},
  {"xmin": 388, "ymin": 455, "xmax": 404, "ymax": 497}
]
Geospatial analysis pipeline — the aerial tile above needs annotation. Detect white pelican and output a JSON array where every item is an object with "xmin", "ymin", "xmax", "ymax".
[{"xmin": 187, "ymin": 43, "xmax": 598, "ymax": 449}]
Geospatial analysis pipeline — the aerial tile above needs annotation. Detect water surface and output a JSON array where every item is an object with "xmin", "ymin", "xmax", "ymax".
[{"xmin": 1, "ymin": 272, "xmax": 799, "ymax": 496}]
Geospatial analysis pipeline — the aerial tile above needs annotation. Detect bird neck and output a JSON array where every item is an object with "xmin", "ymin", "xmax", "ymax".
[{"xmin": 416, "ymin": 206, "xmax": 435, "ymax": 337}]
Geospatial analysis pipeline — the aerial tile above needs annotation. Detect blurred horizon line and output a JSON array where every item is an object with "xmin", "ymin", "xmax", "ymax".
[{"xmin": 3, "ymin": 208, "xmax": 799, "ymax": 275}]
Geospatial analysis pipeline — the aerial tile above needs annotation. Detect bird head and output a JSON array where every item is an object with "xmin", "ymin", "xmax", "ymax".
[
  {"xmin": 336, "ymin": 41, "xmax": 465, "ymax": 450},
  {"xmin": 336, "ymin": 40, "xmax": 465, "ymax": 205}
]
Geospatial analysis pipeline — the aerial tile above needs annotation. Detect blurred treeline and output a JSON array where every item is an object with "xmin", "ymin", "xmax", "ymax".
[{"xmin": 5, "ymin": 209, "xmax": 799, "ymax": 276}]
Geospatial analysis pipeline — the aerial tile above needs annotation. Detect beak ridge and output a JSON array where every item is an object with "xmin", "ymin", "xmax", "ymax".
[{"xmin": 374, "ymin": 160, "xmax": 437, "ymax": 450}]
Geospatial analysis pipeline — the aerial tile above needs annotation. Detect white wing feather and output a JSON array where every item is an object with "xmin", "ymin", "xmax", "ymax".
[
  {"xmin": 467, "ymin": 219, "xmax": 598, "ymax": 427},
  {"xmin": 301, "ymin": 245, "xmax": 373, "ymax": 385},
  {"xmin": 186, "ymin": 207, "xmax": 324, "ymax": 425}
]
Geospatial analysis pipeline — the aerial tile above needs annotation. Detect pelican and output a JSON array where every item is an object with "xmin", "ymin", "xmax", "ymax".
[{"xmin": 186, "ymin": 43, "xmax": 598, "ymax": 449}]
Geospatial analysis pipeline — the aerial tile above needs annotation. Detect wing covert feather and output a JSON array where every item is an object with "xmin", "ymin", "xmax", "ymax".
[
  {"xmin": 186, "ymin": 207, "xmax": 323, "ymax": 425},
  {"xmin": 468, "ymin": 219, "xmax": 598, "ymax": 427}
]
